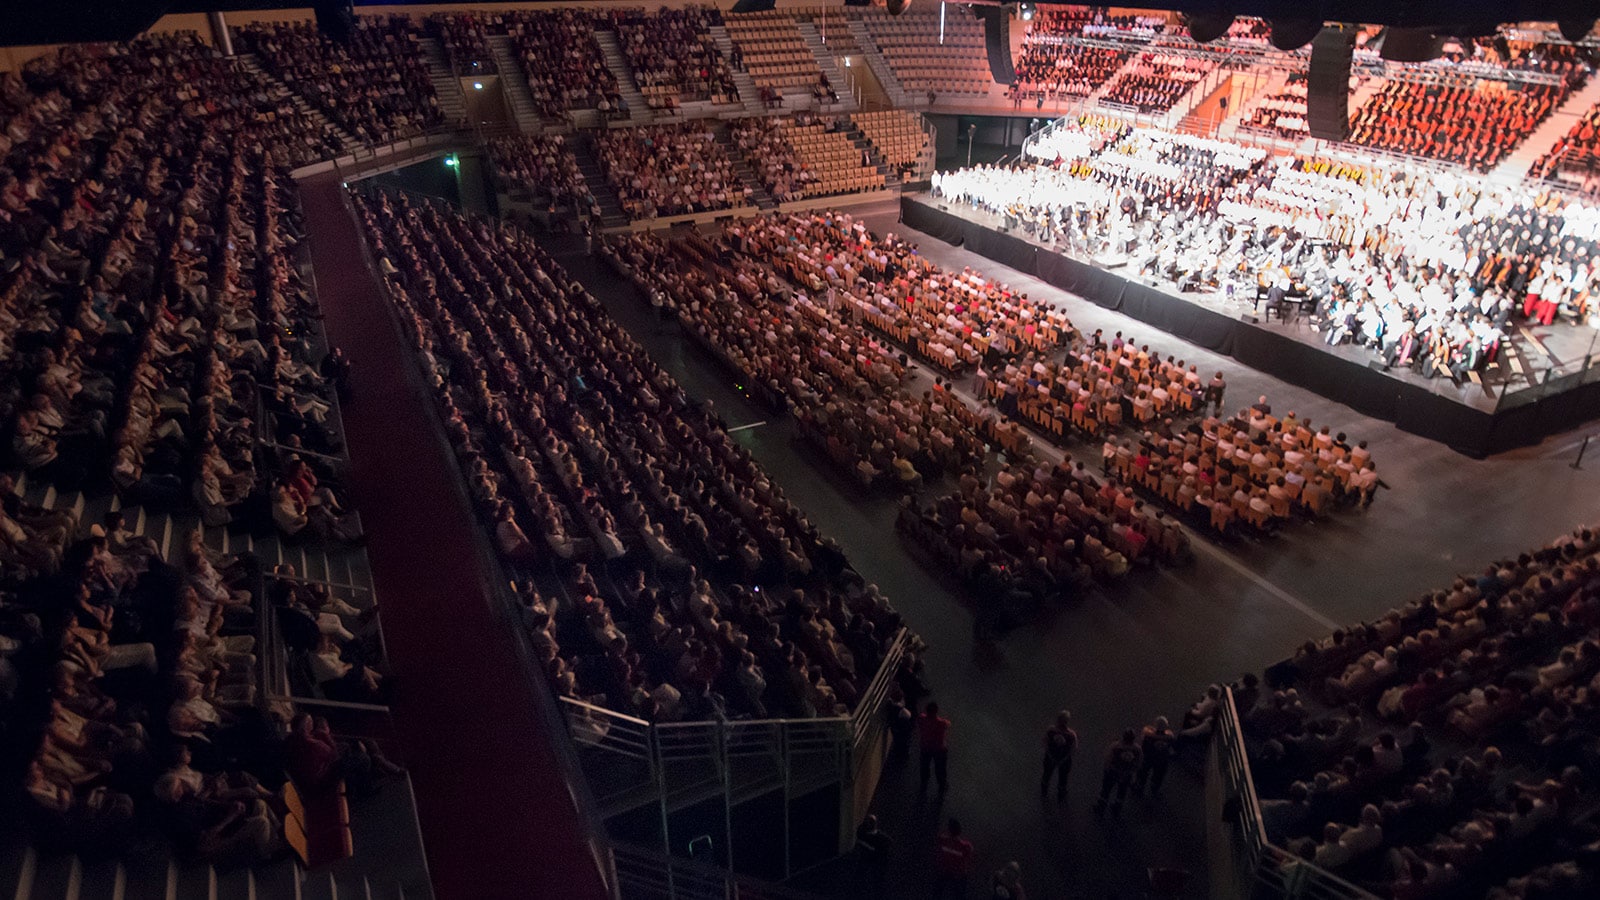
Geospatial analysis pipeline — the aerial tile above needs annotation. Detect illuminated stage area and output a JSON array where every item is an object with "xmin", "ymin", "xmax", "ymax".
[{"xmin": 902, "ymin": 194, "xmax": 1600, "ymax": 456}]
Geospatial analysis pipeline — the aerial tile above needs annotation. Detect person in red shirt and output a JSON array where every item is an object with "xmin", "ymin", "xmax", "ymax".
[
  {"xmin": 918, "ymin": 701, "xmax": 951, "ymax": 794},
  {"xmin": 933, "ymin": 817, "xmax": 974, "ymax": 898}
]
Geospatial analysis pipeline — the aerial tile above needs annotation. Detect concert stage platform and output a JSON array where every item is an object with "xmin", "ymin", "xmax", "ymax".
[{"xmin": 900, "ymin": 194, "xmax": 1600, "ymax": 457}]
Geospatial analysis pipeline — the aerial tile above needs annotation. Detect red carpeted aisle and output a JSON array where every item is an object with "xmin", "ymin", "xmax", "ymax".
[{"xmin": 294, "ymin": 173, "xmax": 607, "ymax": 900}]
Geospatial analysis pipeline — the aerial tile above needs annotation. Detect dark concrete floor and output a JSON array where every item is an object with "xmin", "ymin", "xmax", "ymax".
[{"xmin": 544, "ymin": 197, "xmax": 1600, "ymax": 899}]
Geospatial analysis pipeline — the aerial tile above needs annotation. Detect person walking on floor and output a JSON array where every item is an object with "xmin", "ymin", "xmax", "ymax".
[
  {"xmin": 991, "ymin": 860, "xmax": 1026, "ymax": 900},
  {"xmin": 1040, "ymin": 710, "xmax": 1077, "ymax": 801},
  {"xmin": 853, "ymin": 814, "xmax": 892, "ymax": 896},
  {"xmin": 1095, "ymin": 729, "xmax": 1142, "ymax": 817},
  {"xmin": 919, "ymin": 701, "xmax": 951, "ymax": 794},
  {"xmin": 933, "ymin": 818, "xmax": 974, "ymax": 899},
  {"xmin": 1134, "ymin": 716, "xmax": 1175, "ymax": 797},
  {"xmin": 1206, "ymin": 371, "xmax": 1227, "ymax": 415}
]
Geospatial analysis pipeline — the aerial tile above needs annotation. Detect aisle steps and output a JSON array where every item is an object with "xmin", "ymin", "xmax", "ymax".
[
  {"xmin": 594, "ymin": 29, "xmax": 657, "ymax": 126},
  {"xmin": 487, "ymin": 34, "xmax": 545, "ymax": 133},
  {"xmin": 418, "ymin": 38, "xmax": 466, "ymax": 125}
]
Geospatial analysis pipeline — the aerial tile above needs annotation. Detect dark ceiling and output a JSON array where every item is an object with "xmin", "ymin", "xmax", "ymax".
[{"xmin": 11, "ymin": 1, "xmax": 1600, "ymax": 48}]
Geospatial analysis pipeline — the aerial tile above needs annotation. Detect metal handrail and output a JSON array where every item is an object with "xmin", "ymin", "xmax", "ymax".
[{"xmin": 1215, "ymin": 687, "xmax": 1378, "ymax": 900}]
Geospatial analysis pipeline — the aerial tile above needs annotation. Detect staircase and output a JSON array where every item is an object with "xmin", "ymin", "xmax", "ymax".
[
  {"xmin": 1220, "ymin": 68, "xmax": 1292, "ymax": 141},
  {"xmin": 419, "ymin": 37, "xmax": 466, "ymax": 126},
  {"xmin": 715, "ymin": 124, "xmax": 777, "ymax": 210},
  {"xmin": 487, "ymin": 35, "xmax": 544, "ymax": 133},
  {"xmin": 0, "ymin": 846, "xmax": 418, "ymax": 900},
  {"xmin": 846, "ymin": 126, "xmax": 902, "ymax": 190},
  {"xmin": 237, "ymin": 53, "xmax": 360, "ymax": 153},
  {"xmin": 796, "ymin": 21, "xmax": 857, "ymax": 113},
  {"xmin": 573, "ymin": 133, "xmax": 631, "ymax": 228},
  {"xmin": 1176, "ymin": 74, "xmax": 1234, "ymax": 137},
  {"xmin": 707, "ymin": 25, "xmax": 766, "ymax": 116},
  {"xmin": 1087, "ymin": 53, "xmax": 1143, "ymax": 110},
  {"xmin": 1491, "ymin": 74, "xmax": 1600, "ymax": 183},
  {"xmin": 594, "ymin": 30, "xmax": 657, "ymax": 127},
  {"xmin": 847, "ymin": 18, "xmax": 908, "ymax": 108}
]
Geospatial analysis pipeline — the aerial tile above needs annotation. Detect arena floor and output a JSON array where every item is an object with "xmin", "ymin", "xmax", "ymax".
[{"xmin": 550, "ymin": 197, "xmax": 1600, "ymax": 898}]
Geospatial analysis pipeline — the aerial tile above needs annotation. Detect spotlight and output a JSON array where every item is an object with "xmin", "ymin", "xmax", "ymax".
[
  {"xmin": 443, "ymin": 155, "xmax": 459, "ymax": 169},
  {"xmin": 885, "ymin": 0, "xmax": 912, "ymax": 15},
  {"xmin": 1270, "ymin": 18, "xmax": 1323, "ymax": 51},
  {"xmin": 1559, "ymin": 19, "xmax": 1596, "ymax": 43},
  {"xmin": 473, "ymin": 82, "xmax": 484, "ymax": 90},
  {"xmin": 1185, "ymin": 13, "xmax": 1235, "ymax": 44},
  {"xmin": 1380, "ymin": 27, "xmax": 1445, "ymax": 62},
  {"xmin": 1019, "ymin": 2, "xmax": 1035, "ymax": 22}
]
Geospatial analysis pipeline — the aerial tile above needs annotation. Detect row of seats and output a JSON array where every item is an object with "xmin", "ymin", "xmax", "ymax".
[
  {"xmin": 852, "ymin": 109, "xmax": 930, "ymax": 174},
  {"xmin": 1211, "ymin": 525, "xmax": 1600, "ymax": 899},
  {"xmin": 2, "ymin": 32, "xmax": 392, "ymax": 868},
  {"xmin": 357, "ymin": 192, "xmax": 916, "ymax": 723},
  {"xmin": 1348, "ymin": 80, "xmax": 1574, "ymax": 173},
  {"xmin": 860, "ymin": 10, "xmax": 993, "ymax": 96},
  {"xmin": 726, "ymin": 11, "xmax": 823, "ymax": 93},
  {"xmin": 235, "ymin": 16, "xmax": 443, "ymax": 147}
]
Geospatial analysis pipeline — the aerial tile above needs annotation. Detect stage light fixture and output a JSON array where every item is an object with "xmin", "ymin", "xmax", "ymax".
[
  {"xmin": 1380, "ymin": 27, "xmax": 1445, "ymax": 62},
  {"xmin": 1270, "ymin": 18, "xmax": 1323, "ymax": 51},
  {"xmin": 473, "ymin": 82, "xmax": 484, "ymax": 90},
  {"xmin": 1184, "ymin": 13, "xmax": 1235, "ymax": 44},
  {"xmin": 885, "ymin": 0, "xmax": 912, "ymax": 16},
  {"xmin": 1559, "ymin": 19, "xmax": 1597, "ymax": 43},
  {"xmin": 443, "ymin": 155, "xmax": 459, "ymax": 169},
  {"xmin": 1019, "ymin": 2, "xmax": 1035, "ymax": 22}
]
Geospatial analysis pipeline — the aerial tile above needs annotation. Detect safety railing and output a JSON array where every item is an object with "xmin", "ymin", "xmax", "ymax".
[
  {"xmin": 610, "ymin": 840, "xmax": 827, "ymax": 900},
  {"xmin": 1494, "ymin": 339, "xmax": 1600, "ymax": 413},
  {"xmin": 560, "ymin": 634, "xmax": 907, "ymax": 781},
  {"xmin": 1213, "ymin": 687, "xmax": 1378, "ymax": 900}
]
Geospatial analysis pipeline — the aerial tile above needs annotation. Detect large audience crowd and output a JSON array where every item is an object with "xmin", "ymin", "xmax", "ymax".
[
  {"xmin": 236, "ymin": 16, "xmax": 444, "ymax": 147},
  {"xmin": 2, "ymin": 33, "xmax": 386, "ymax": 865},
  {"xmin": 607, "ymin": 6, "xmax": 739, "ymax": 111},
  {"xmin": 1196, "ymin": 524, "xmax": 1600, "ymax": 899},
  {"xmin": 505, "ymin": 9, "xmax": 625, "ymax": 122},
  {"xmin": 593, "ymin": 123, "xmax": 748, "ymax": 220},
  {"xmin": 486, "ymin": 134, "xmax": 598, "ymax": 220},
  {"xmin": 1347, "ymin": 80, "xmax": 1573, "ymax": 173},
  {"xmin": 1099, "ymin": 53, "xmax": 1214, "ymax": 113},
  {"xmin": 356, "ymin": 191, "xmax": 917, "ymax": 722}
]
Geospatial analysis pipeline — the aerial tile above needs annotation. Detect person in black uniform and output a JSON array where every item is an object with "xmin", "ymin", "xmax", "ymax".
[{"xmin": 1040, "ymin": 710, "xmax": 1078, "ymax": 801}]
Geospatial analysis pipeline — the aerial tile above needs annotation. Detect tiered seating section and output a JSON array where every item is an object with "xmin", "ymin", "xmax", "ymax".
[
  {"xmin": 1531, "ymin": 100, "xmax": 1600, "ymax": 192},
  {"xmin": 600, "ymin": 213, "xmax": 1225, "ymax": 596},
  {"xmin": 356, "ymin": 193, "xmax": 912, "ymax": 721},
  {"xmin": 726, "ymin": 10, "xmax": 824, "ymax": 94},
  {"xmin": 730, "ymin": 117, "xmax": 884, "ymax": 201},
  {"xmin": 852, "ymin": 109, "xmax": 930, "ymax": 177},
  {"xmin": 1222, "ymin": 525, "xmax": 1600, "ymax": 898},
  {"xmin": 504, "ymin": 9, "xmax": 623, "ymax": 122},
  {"xmin": 486, "ymin": 135, "xmax": 595, "ymax": 218},
  {"xmin": 425, "ymin": 12, "xmax": 497, "ymax": 75},
  {"xmin": 1347, "ymin": 80, "xmax": 1573, "ymax": 172},
  {"xmin": 607, "ymin": 6, "xmax": 740, "ymax": 111},
  {"xmin": 593, "ymin": 123, "xmax": 748, "ymax": 220},
  {"xmin": 861, "ymin": 9, "xmax": 993, "ymax": 97},
  {"xmin": 1243, "ymin": 73, "xmax": 1310, "ymax": 137},
  {"xmin": 236, "ymin": 16, "xmax": 443, "ymax": 146},
  {"xmin": 1012, "ymin": 7, "xmax": 1132, "ymax": 104},
  {"xmin": 1099, "ymin": 52, "xmax": 1214, "ymax": 113},
  {"xmin": 2, "ymin": 33, "xmax": 391, "ymax": 869}
]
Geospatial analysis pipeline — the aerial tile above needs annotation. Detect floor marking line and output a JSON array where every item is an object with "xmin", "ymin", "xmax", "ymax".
[
  {"xmin": 726, "ymin": 421, "xmax": 768, "ymax": 433},
  {"xmin": 1189, "ymin": 539, "xmax": 1342, "ymax": 630}
]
